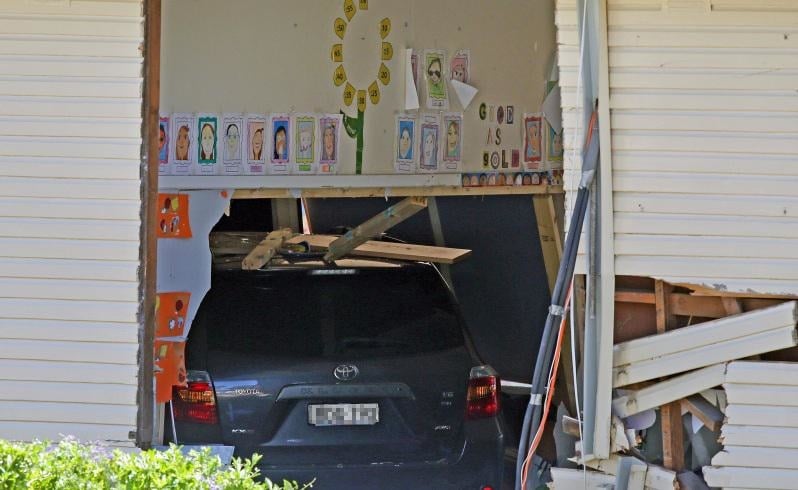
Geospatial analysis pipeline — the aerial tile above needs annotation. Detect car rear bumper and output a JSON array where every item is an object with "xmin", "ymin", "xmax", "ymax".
[{"xmin": 256, "ymin": 418, "xmax": 504, "ymax": 490}]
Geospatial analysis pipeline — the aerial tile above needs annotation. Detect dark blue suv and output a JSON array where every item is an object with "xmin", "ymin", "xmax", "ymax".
[{"xmin": 172, "ymin": 261, "xmax": 504, "ymax": 489}]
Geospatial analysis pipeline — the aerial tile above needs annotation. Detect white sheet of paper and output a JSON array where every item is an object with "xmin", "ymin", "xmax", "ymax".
[
  {"xmin": 404, "ymin": 49, "xmax": 419, "ymax": 111},
  {"xmin": 450, "ymin": 79, "xmax": 478, "ymax": 110},
  {"xmin": 542, "ymin": 85, "xmax": 562, "ymax": 133}
]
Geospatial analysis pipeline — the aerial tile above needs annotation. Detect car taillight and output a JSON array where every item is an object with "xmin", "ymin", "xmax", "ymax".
[
  {"xmin": 172, "ymin": 370, "xmax": 218, "ymax": 425},
  {"xmin": 466, "ymin": 365, "xmax": 500, "ymax": 420}
]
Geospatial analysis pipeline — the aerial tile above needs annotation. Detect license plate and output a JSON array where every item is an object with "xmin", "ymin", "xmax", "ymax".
[{"xmin": 308, "ymin": 403, "xmax": 379, "ymax": 426}]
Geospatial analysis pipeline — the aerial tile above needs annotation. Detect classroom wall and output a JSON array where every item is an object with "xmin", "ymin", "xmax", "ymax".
[{"xmin": 161, "ymin": 0, "xmax": 556, "ymax": 175}]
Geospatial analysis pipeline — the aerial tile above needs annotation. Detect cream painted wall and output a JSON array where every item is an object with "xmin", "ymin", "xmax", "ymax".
[{"xmin": 161, "ymin": 0, "xmax": 556, "ymax": 175}]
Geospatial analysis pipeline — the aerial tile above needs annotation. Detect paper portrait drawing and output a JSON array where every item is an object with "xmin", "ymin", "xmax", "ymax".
[
  {"xmin": 546, "ymin": 121, "xmax": 564, "ymax": 164},
  {"xmin": 442, "ymin": 112, "xmax": 463, "ymax": 171},
  {"xmin": 294, "ymin": 114, "xmax": 317, "ymax": 174},
  {"xmin": 244, "ymin": 114, "xmax": 267, "ymax": 175},
  {"xmin": 450, "ymin": 49, "xmax": 470, "ymax": 84},
  {"xmin": 318, "ymin": 114, "xmax": 342, "ymax": 175},
  {"xmin": 395, "ymin": 114, "xmax": 415, "ymax": 173},
  {"xmin": 169, "ymin": 113, "xmax": 194, "ymax": 176},
  {"xmin": 221, "ymin": 113, "xmax": 244, "ymax": 175},
  {"xmin": 271, "ymin": 117, "xmax": 290, "ymax": 164},
  {"xmin": 523, "ymin": 114, "xmax": 543, "ymax": 168},
  {"xmin": 420, "ymin": 125, "xmax": 439, "ymax": 171},
  {"xmin": 197, "ymin": 116, "xmax": 217, "ymax": 164},
  {"xmin": 296, "ymin": 116, "xmax": 315, "ymax": 164},
  {"xmin": 424, "ymin": 49, "xmax": 449, "ymax": 110},
  {"xmin": 158, "ymin": 116, "xmax": 169, "ymax": 165}
]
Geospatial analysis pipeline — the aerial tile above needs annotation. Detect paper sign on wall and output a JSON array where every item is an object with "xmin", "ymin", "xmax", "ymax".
[
  {"xmin": 523, "ymin": 113, "xmax": 543, "ymax": 170},
  {"xmin": 154, "ymin": 340, "xmax": 186, "ymax": 403},
  {"xmin": 244, "ymin": 114, "xmax": 267, "ymax": 175},
  {"xmin": 158, "ymin": 115, "xmax": 170, "ymax": 175},
  {"xmin": 418, "ymin": 113, "xmax": 441, "ymax": 173},
  {"xmin": 318, "ymin": 114, "xmax": 342, "ymax": 175},
  {"xmin": 395, "ymin": 114, "xmax": 416, "ymax": 173},
  {"xmin": 294, "ymin": 113, "xmax": 318, "ymax": 174},
  {"xmin": 195, "ymin": 113, "xmax": 220, "ymax": 176},
  {"xmin": 220, "ymin": 113, "xmax": 244, "ymax": 175},
  {"xmin": 156, "ymin": 193, "xmax": 192, "ymax": 238},
  {"xmin": 170, "ymin": 113, "xmax": 195, "ymax": 176},
  {"xmin": 441, "ymin": 112, "xmax": 463, "ymax": 172},
  {"xmin": 423, "ymin": 49, "xmax": 449, "ymax": 110},
  {"xmin": 155, "ymin": 292, "xmax": 190, "ymax": 338},
  {"xmin": 269, "ymin": 113, "xmax": 291, "ymax": 174}
]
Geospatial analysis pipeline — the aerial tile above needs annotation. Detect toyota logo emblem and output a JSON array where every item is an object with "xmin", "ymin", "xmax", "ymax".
[{"xmin": 333, "ymin": 364, "xmax": 359, "ymax": 381}]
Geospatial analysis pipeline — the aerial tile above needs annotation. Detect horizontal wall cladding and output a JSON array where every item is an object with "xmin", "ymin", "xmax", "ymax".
[
  {"xmin": 556, "ymin": 0, "xmax": 798, "ymax": 292},
  {"xmin": 0, "ymin": 0, "xmax": 143, "ymax": 445}
]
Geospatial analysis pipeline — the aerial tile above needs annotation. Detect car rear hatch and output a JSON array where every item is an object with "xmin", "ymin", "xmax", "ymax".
[{"xmin": 188, "ymin": 265, "xmax": 478, "ymax": 467}]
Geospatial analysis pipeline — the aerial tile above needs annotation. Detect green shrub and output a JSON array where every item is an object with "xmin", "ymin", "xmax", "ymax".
[{"xmin": 0, "ymin": 437, "xmax": 313, "ymax": 490}]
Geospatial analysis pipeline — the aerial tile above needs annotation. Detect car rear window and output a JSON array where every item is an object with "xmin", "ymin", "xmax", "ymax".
[{"xmin": 195, "ymin": 266, "xmax": 465, "ymax": 359}]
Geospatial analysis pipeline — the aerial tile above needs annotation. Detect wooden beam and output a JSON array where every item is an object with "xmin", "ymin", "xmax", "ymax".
[
  {"xmin": 722, "ymin": 297, "xmax": 744, "ymax": 316},
  {"xmin": 654, "ymin": 279, "xmax": 684, "ymax": 472},
  {"xmin": 231, "ymin": 184, "xmax": 564, "ymax": 199},
  {"xmin": 681, "ymin": 395, "xmax": 724, "ymax": 433},
  {"xmin": 532, "ymin": 194, "xmax": 562, "ymax": 295},
  {"xmin": 287, "ymin": 234, "xmax": 471, "ymax": 264},
  {"xmin": 241, "ymin": 228, "xmax": 293, "ymax": 270},
  {"xmin": 323, "ymin": 197, "xmax": 428, "ymax": 262},
  {"xmin": 137, "ymin": 0, "xmax": 161, "ymax": 450},
  {"xmin": 726, "ymin": 360, "xmax": 798, "ymax": 386}
]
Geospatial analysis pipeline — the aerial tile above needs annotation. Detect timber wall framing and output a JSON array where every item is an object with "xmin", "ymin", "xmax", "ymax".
[
  {"xmin": 0, "ymin": 0, "xmax": 144, "ymax": 446},
  {"xmin": 557, "ymin": 0, "xmax": 798, "ymax": 296}
]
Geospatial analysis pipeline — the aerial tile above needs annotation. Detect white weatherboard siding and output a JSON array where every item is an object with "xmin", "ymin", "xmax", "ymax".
[
  {"xmin": 557, "ymin": 0, "xmax": 798, "ymax": 295},
  {"xmin": 0, "ymin": 0, "xmax": 143, "ymax": 445}
]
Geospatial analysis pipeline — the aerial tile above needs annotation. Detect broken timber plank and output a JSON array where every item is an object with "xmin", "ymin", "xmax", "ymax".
[
  {"xmin": 612, "ymin": 364, "xmax": 726, "ymax": 419},
  {"xmin": 323, "ymin": 196, "xmax": 428, "ymax": 263},
  {"xmin": 286, "ymin": 234, "xmax": 471, "ymax": 264},
  {"xmin": 613, "ymin": 301, "xmax": 798, "ymax": 368},
  {"xmin": 613, "ymin": 325, "xmax": 798, "ymax": 387},
  {"xmin": 681, "ymin": 395, "xmax": 724, "ymax": 433},
  {"xmin": 241, "ymin": 228, "xmax": 293, "ymax": 270}
]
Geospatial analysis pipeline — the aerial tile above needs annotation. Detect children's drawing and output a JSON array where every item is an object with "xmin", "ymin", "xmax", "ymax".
[
  {"xmin": 418, "ymin": 113, "xmax": 440, "ymax": 172},
  {"xmin": 450, "ymin": 49, "xmax": 470, "ymax": 84},
  {"xmin": 523, "ymin": 113, "xmax": 543, "ymax": 169},
  {"xmin": 442, "ymin": 112, "xmax": 463, "ymax": 171},
  {"xmin": 158, "ymin": 116, "xmax": 169, "ymax": 174},
  {"xmin": 294, "ymin": 114, "xmax": 317, "ymax": 174},
  {"xmin": 270, "ymin": 114, "xmax": 290, "ymax": 174},
  {"xmin": 221, "ymin": 113, "xmax": 244, "ymax": 175},
  {"xmin": 244, "ymin": 114, "xmax": 267, "ymax": 175},
  {"xmin": 170, "ymin": 113, "xmax": 194, "ymax": 176},
  {"xmin": 395, "ymin": 114, "xmax": 415, "ymax": 173},
  {"xmin": 545, "ymin": 119, "xmax": 564, "ymax": 166},
  {"xmin": 319, "ymin": 114, "xmax": 342, "ymax": 174},
  {"xmin": 424, "ymin": 49, "xmax": 449, "ymax": 110},
  {"xmin": 196, "ymin": 114, "xmax": 219, "ymax": 175}
]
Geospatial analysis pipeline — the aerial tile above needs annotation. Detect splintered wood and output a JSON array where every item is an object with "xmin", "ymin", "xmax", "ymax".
[
  {"xmin": 241, "ymin": 228, "xmax": 293, "ymax": 270},
  {"xmin": 323, "ymin": 196, "xmax": 428, "ymax": 263}
]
